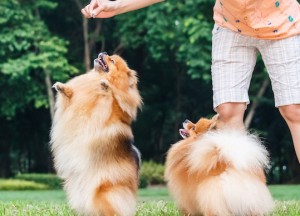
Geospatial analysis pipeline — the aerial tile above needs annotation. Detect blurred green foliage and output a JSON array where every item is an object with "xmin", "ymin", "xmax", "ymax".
[
  {"xmin": 15, "ymin": 173, "xmax": 62, "ymax": 189},
  {"xmin": 0, "ymin": 0, "xmax": 78, "ymax": 117},
  {"xmin": 0, "ymin": 0, "xmax": 299, "ymax": 184},
  {"xmin": 0, "ymin": 179, "xmax": 48, "ymax": 190},
  {"xmin": 141, "ymin": 161, "xmax": 165, "ymax": 186}
]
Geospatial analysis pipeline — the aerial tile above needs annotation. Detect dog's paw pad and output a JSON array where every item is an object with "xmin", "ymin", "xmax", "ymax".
[{"xmin": 100, "ymin": 79, "xmax": 109, "ymax": 90}]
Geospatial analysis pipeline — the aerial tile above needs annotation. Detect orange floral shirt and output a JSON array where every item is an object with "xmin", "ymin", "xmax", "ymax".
[{"xmin": 214, "ymin": 0, "xmax": 300, "ymax": 39}]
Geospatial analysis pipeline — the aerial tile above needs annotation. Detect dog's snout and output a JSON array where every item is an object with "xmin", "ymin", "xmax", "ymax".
[{"xmin": 98, "ymin": 52, "xmax": 108, "ymax": 58}]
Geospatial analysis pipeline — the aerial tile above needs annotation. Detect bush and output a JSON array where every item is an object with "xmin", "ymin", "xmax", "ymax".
[
  {"xmin": 139, "ymin": 175, "xmax": 148, "ymax": 189},
  {"xmin": 0, "ymin": 179, "xmax": 48, "ymax": 190},
  {"xmin": 15, "ymin": 173, "xmax": 62, "ymax": 189},
  {"xmin": 140, "ymin": 161, "xmax": 165, "ymax": 186}
]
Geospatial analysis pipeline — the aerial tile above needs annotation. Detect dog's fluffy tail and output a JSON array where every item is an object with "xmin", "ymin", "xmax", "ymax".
[
  {"xmin": 187, "ymin": 130, "xmax": 270, "ymax": 175},
  {"xmin": 187, "ymin": 129, "xmax": 274, "ymax": 215}
]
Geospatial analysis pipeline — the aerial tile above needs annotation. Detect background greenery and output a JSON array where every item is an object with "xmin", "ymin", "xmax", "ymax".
[{"xmin": 0, "ymin": 0, "xmax": 300, "ymax": 184}]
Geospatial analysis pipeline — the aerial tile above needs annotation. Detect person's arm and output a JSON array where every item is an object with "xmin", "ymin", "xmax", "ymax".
[{"xmin": 81, "ymin": 0, "xmax": 164, "ymax": 19}]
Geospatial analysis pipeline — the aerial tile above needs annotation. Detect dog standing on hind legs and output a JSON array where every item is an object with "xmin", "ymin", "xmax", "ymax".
[
  {"xmin": 165, "ymin": 115, "xmax": 274, "ymax": 216},
  {"xmin": 51, "ymin": 52, "xmax": 142, "ymax": 216}
]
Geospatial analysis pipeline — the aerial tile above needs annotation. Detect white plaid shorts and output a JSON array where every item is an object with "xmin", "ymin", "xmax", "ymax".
[{"xmin": 211, "ymin": 24, "xmax": 300, "ymax": 109}]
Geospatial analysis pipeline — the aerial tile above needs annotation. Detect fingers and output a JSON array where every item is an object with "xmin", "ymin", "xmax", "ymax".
[
  {"xmin": 91, "ymin": 5, "xmax": 104, "ymax": 18},
  {"xmin": 88, "ymin": 0, "xmax": 98, "ymax": 15},
  {"xmin": 92, "ymin": 11, "xmax": 117, "ymax": 19},
  {"xmin": 92, "ymin": 0, "xmax": 113, "ymax": 18},
  {"xmin": 81, "ymin": 0, "xmax": 98, "ymax": 18},
  {"xmin": 81, "ymin": 0, "xmax": 117, "ymax": 19},
  {"xmin": 81, "ymin": 5, "xmax": 91, "ymax": 18}
]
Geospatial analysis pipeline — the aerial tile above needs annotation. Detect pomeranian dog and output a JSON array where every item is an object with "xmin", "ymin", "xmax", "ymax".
[
  {"xmin": 50, "ymin": 52, "xmax": 142, "ymax": 216},
  {"xmin": 165, "ymin": 115, "xmax": 274, "ymax": 216}
]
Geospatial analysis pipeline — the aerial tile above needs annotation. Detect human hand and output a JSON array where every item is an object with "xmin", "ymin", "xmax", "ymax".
[{"xmin": 81, "ymin": 0, "xmax": 122, "ymax": 18}]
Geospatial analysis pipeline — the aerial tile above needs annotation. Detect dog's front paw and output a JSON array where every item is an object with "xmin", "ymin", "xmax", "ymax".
[
  {"xmin": 100, "ymin": 79, "xmax": 110, "ymax": 91},
  {"xmin": 52, "ymin": 82, "xmax": 64, "ymax": 92},
  {"xmin": 52, "ymin": 82, "xmax": 73, "ymax": 98}
]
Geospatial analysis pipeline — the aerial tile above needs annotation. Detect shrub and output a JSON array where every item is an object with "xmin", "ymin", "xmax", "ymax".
[
  {"xmin": 0, "ymin": 179, "xmax": 48, "ymax": 190},
  {"xmin": 139, "ymin": 175, "xmax": 148, "ymax": 189},
  {"xmin": 140, "ymin": 161, "xmax": 165, "ymax": 186},
  {"xmin": 14, "ymin": 173, "xmax": 62, "ymax": 189}
]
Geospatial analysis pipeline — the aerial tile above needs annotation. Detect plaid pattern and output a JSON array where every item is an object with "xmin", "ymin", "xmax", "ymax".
[{"xmin": 211, "ymin": 24, "xmax": 300, "ymax": 109}]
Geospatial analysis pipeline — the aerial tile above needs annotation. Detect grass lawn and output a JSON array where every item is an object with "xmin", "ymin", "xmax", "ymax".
[{"xmin": 0, "ymin": 185, "xmax": 299, "ymax": 215}]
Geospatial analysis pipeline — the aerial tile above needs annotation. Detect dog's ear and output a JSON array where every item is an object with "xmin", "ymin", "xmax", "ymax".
[
  {"xmin": 52, "ymin": 82, "xmax": 73, "ymax": 98},
  {"xmin": 182, "ymin": 119, "xmax": 194, "ymax": 130},
  {"xmin": 127, "ymin": 70, "xmax": 138, "ymax": 88},
  {"xmin": 208, "ymin": 114, "xmax": 219, "ymax": 130}
]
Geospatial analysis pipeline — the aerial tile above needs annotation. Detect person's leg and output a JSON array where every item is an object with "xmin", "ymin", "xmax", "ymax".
[
  {"xmin": 279, "ymin": 105, "xmax": 300, "ymax": 162},
  {"xmin": 216, "ymin": 102, "xmax": 246, "ymax": 130},
  {"xmin": 211, "ymin": 24, "xmax": 258, "ymax": 129},
  {"xmin": 259, "ymin": 34, "xmax": 300, "ymax": 162}
]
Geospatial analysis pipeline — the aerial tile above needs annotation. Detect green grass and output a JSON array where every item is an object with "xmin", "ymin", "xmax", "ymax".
[
  {"xmin": 271, "ymin": 201, "xmax": 300, "ymax": 216},
  {"xmin": 0, "ymin": 190, "xmax": 66, "ymax": 203},
  {"xmin": 269, "ymin": 185, "xmax": 300, "ymax": 200},
  {"xmin": 0, "ymin": 185, "xmax": 299, "ymax": 215},
  {"xmin": 0, "ymin": 202, "xmax": 75, "ymax": 216},
  {"xmin": 138, "ymin": 186, "xmax": 170, "ymax": 202}
]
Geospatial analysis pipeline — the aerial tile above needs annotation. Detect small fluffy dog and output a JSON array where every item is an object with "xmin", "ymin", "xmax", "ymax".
[
  {"xmin": 165, "ymin": 115, "xmax": 274, "ymax": 216},
  {"xmin": 50, "ymin": 52, "xmax": 142, "ymax": 216}
]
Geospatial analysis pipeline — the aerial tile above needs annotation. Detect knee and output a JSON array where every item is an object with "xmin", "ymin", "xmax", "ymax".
[
  {"xmin": 279, "ymin": 104, "xmax": 300, "ymax": 124},
  {"xmin": 216, "ymin": 103, "xmax": 246, "ymax": 122},
  {"xmin": 216, "ymin": 103, "xmax": 246, "ymax": 128}
]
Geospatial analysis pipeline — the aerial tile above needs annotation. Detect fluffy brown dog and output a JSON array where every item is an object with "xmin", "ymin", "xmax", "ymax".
[
  {"xmin": 165, "ymin": 115, "xmax": 274, "ymax": 216},
  {"xmin": 50, "ymin": 53, "xmax": 142, "ymax": 216}
]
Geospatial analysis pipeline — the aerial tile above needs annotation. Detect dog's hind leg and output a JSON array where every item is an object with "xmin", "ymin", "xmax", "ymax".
[
  {"xmin": 93, "ymin": 182, "xmax": 136, "ymax": 216},
  {"xmin": 93, "ymin": 195, "xmax": 116, "ymax": 216}
]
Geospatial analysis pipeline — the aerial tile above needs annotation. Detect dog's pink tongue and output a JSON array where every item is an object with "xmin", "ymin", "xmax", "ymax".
[{"xmin": 179, "ymin": 129, "xmax": 190, "ymax": 139}]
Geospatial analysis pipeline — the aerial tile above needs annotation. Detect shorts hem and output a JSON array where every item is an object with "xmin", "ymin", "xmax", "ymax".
[
  {"xmin": 275, "ymin": 101, "xmax": 300, "ymax": 107},
  {"xmin": 274, "ymin": 92, "xmax": 300, "ymax": 107},
  {"xmin": 213, "ymin": 90, "xmax": 250, "ymax": 111}
]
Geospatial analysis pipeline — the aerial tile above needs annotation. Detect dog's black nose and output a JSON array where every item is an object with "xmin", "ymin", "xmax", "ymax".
[{"xmin": 98, "ymin": 52, "xmax": 107, "ymax": 58}]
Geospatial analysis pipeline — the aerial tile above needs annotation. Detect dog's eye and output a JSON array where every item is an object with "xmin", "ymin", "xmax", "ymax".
[
  {"xmin": 110, "ymin": 59, "xmax": 115, "ymax": 64},
  {"xmin": 191, "ymin": 126, "xmax": 195, "ymax": 130}
]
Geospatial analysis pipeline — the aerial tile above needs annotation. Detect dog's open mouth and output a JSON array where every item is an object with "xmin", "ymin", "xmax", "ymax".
[
  {"xmin": 94, "ymin": 52, "xmax": 109, "ymax": 72},
  {"xmin": 179, "ymin": 129, "xmax": 190, "ymax": 139}
]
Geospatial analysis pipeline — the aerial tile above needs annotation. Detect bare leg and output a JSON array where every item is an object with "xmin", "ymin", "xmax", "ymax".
[
  {"xmin": 216, "ymin": 102, "xmax": 246, "ymax": 130},
  {"xmin": 279, "ymin": 104, "xmax": 300, "ymax": 162}
]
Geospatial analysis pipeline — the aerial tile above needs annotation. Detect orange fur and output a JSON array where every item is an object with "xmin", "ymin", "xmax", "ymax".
[
  {"xmin": 184, "ymin": 114, "xmax": 220, "ymax": 137},
  {"xmin": 165, "ymin": 115, "xmax": 273, "ymax": 216},
  {"xmin": 93, "ymin": 178, "xmax": 137, "ymax": 216},
  {"xmin": 51, "ymin": 54, "xmax": 142, "ymax": 216},
  {"xmin": 181, "ymin": 115, "xmax": 266, "ymax": 183}
]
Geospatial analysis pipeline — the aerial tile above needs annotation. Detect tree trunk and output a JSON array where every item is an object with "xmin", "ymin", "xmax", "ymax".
[
  {"xmin": 89, "ymin": 20, "xmax": 102, "ymax": 53},
  {"xmin": 245, "ymin": 78, "xmax": 269, "ymax": 129},
  {"xmin": 73, "ymin": 0, "xmax": 91, "ymax": 71},
  {"xmin": 45, "ymin": 70, "xmax": 55, "ymax": 121},
  {"xmin": 173, "ymin": 69, "xmax": 183, "ymax": 141},
  {"xmin": 83, "ymin": 18, "xmax": 91, "ymax": 71},
  {"xmin": 113, "ymin": 43, "xmax": 124, "ymax": 55}
]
